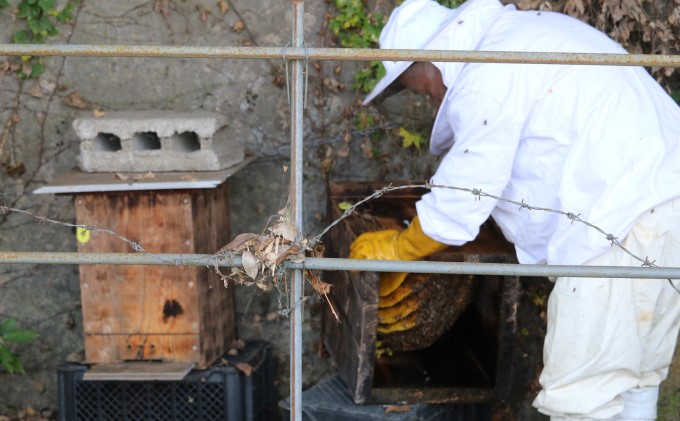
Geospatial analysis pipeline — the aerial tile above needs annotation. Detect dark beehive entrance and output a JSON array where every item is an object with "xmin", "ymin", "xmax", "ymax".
[{"xmin": 322, "ymin": 181, "xmax": 520, "ymax": 405}]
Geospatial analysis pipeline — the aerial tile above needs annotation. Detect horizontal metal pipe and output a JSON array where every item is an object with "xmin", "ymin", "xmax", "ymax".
[
  {"xmin": 0, "ymin": 44, "xmax": 679, "ymax": 67},
  {"xmin": 1, "ymin": 252, "xmax": 679, "ymax": 279},
  {"xmin": 0, "ymin": 251, "xmax": 234, "ymax": 267},
  {"xmin": 295, "ymin": 258, "xmax": 680, "ymax": 279}
]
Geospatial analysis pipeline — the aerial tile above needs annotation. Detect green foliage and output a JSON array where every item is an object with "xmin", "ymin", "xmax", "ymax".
[
  {"xmin": 0, "ymin": 0, "xmax": 75, "ymax": 78},
  {"xmin": 352, "ymin": 60, "xmax": 385, "ymax": 93},
  {"xmin": 671, "ymin": 90, "xmax": 680, "ymax": 105},
  {"xmin": 531, "ymin": 292, "xmax": 548, "ymax": 307},
  {"xmin": 0, "ymin": 318, "xmax": 38, "ymax": 375},
  {"xmin": 328, "ymin": 0, "xmax": 383, "ymax": 49},
  {"xmin": 329, "ymin": 0, "xmax": 463, "ymax": 94},
  {"xmin": 329, "ymin": 0, "xmax": 386, "ymax": 93},
  {"xmin": 355, "ymin": 109, "xmax": 375, "ymax": 130},
  {"xmin": 397, "ymin": 127, "xmax": 424, "ymax": 149},
  {"xmin": 437, "ymin": 0, "xmax": 463, "ymax": 8}
]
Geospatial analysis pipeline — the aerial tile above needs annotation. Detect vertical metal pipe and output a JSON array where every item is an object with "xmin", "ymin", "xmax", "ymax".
[{"xmin": 290, "ymin": 1, "xmax": 305, "ymax": 420}]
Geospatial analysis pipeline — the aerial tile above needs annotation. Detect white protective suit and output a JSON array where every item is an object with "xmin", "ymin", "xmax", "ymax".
[{"xmin": 367, "ymin": 0, "xmax": 680, "ymax": 419}]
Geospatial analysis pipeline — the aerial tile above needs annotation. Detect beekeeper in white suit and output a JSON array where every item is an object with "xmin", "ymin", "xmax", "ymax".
[{"xmin": 348, "ymin": 0, "xmax": 680, "ymax": 419}]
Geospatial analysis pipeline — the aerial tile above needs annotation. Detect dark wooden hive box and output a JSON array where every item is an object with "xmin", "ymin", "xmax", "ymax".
[{"xmin": 322, "ymin": 181, "xmax": 520, "ymax": 405}]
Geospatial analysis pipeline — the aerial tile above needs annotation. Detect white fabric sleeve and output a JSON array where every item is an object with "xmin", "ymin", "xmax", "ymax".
[{"xmin": 416, "ymin": 89, "xmax": 522, "ymax": 245}]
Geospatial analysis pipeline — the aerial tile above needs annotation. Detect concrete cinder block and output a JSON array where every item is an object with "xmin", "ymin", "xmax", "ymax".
[{"xmin": 73, "ymin": 111, "xmax": 245, "ymax": 173}]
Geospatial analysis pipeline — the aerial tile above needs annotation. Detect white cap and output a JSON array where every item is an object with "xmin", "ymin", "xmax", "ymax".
[{"xmin": 363, "ymin": 0, "xmax": 461, "ymax": 105}]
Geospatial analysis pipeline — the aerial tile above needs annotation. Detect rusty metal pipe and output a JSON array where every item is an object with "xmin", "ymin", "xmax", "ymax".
[{"xmin": 0, "ymin": 44, "xmax": 679, "ymax": 67}]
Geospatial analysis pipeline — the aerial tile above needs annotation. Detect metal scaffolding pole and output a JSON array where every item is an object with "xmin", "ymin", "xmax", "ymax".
[
  {"xmin": 289, "ymin": 1, "xmax": 305, "ymax": 420},
  {"xmin": 1, "ymin": 44, "xmax": 680, "ymax": 67},
  {"xmin": 2, "ymin": 251, "xmax": 680, "ymax": 280}
]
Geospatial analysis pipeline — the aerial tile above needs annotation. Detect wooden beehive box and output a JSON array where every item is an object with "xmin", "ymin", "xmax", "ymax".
[
  {"xmin": 322, "ymin": 181, "xmax": 520, "ymax": 404},
  {"xmin": 70, "ymin": 178, "xmax": 236, "ymax": 370}
]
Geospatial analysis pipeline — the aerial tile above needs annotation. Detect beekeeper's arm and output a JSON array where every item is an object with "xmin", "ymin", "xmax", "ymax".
[{"xmin": 350, "ymin": 90, "xmax": 521, "ymax": 264}]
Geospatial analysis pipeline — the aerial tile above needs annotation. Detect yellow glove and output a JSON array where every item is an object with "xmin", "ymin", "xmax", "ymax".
[
  {"xmin": 349, "ymin": 216, "xmax": 446, "ymax": 261},
  {"xmin": 349, "ymin": 216, "xmax": 448, "ymax": 296}
]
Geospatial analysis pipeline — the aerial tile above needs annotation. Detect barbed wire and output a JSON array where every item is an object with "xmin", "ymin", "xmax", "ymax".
[
  {"xmin": 311, "ymin": 182, "xmax": 680, "ymax": 293},
  {"xmin": 0, "ymin": 203, "xmax": 313, "ymax": 314},
  {"xmin": 2, "ymin": 179, "xmax": 679, "ymax": 294},
  {"xmin": 0, "ymin": 204, "xmax": 226, "ymax": 268}
]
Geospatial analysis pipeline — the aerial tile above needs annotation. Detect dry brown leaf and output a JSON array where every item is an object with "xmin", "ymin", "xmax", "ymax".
[
  {"xmin": 135, "ymin": 171, "xmax": 156, "ymax": 180},
  {"xmin": 241, "ymin": 250, "xmax": 259, "ymax": 279},
  {"xmin": 217, "ymin": 232, "xmax": 261, "ymax": 253},
  {"xmin": 27, "ymin": 83, "xmax": 43, "ymax": 98},
  {"xmin": 361, "ymin": 138, "xmax": 374, "ymax": 159},
  {"xmin": 261, "ymin": 237, "xmax": 275, "ymax": 254},
  {"xmin": 337, "ymin": 142, "xmax": 350, "ymax": 158},
  {"xmin": 218, "ymin": 0, "xmax": 229, "ymax": 14},
  {"xmin": 180, "ymin": 174, "xmax": 199, "ymax": 181},
  {"xmin": 289, "ymin": 252, "xmax": 305, "ymax": 263},
  {"xmin": 21, "ymin": 62, "xmax": 32, "ymax": 76},
  {"xmin": 232, "ymin": 20, "xmax": 244, "ymax": 33},
  {"xmin": 307, "ymin": 270, "xmax": 339, "ymax": 321},
  {"xmin": 269, "ymin": 221, "xmax": 296, "ymax": 242},
  {"xmin": 231, "ymin": 338, "xmax": 245, "ymax": 350},
  {"xmin": 232, "ymin": 361, "xmax": 253, "ymax": 376},
  {"xmin": 322, "ymin": 77, "xmax": 345, "ymax": 92},
  {"xmin": 274, "ymin": 244, "xmax": 300, "ymax": 266},
  {"xmin": 228, "ymin": 266, "xmax": 246, "ymax": 281},
  {"xmin": 384, "ymin": 405, "xmax": 411, "ymax": 413},
  {"xmin": 63, "ymin": 92, "xmax": 91, "ymax": 110},
  {"xmin": 564, "ymin": 0, "xmax": 585, "ymax": 15},
  {"xmin": 114, "ymin": 173, "xmax": 129, "ymax": 180},
  {"xmin": 6, "ymin": 162, "xmax": 25, "ymax": 178},
  {"xmin": 321, "ymin": 157, "xmax": 333, "ymax": 173},
  {"xmin": 93, "ymin": 109, "xmax": 106, "ymax": 118},
  {"xmin": 308, "ymin": 271, "xmax": 332, "ymax": 295}
]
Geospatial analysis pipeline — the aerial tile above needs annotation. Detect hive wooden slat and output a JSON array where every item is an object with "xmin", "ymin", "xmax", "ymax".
[
  {"xmin": 74, "ymin": 182, "xmax": 235, "ymax": 369},
  {"xmin": 323, "ymin": 181, "xmax": 519, "ymax": 404}
]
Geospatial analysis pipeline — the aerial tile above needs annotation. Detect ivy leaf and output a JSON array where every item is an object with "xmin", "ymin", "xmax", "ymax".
[
  {"xmin": 28, "ymin": 15, "xmax": 43, "ymax": 36},
  {"xmin": 398, "ymin": 127, "xmax": 424, "ymax": 149},
  {"xmin": 0, "ymin": 319, "xmax": 17, "ymax": 336},
  {"xmin": 38, "ymin": 0, "xmax": 55, "ymax": 10},
  {"xmin": 0, "ymin": 0, "xmax": 9, "ymax": 9},
  {"xmin": 3, "ymin": 328, "xmax": 39, "ymax": 344},
  {"xmin": 56, "ymin": 3, "xmax": 74, "ymax": 22},
  {"xmin": 30, "ymin": 61, "xmax": 45, "ymax": 78},
  {"xmin": 13, "ymin": 29, "xmax": 30, "ymax": 44},
  {"xmin": 0, "ymin": 346, "xmax": 24, "ymax": 375}
]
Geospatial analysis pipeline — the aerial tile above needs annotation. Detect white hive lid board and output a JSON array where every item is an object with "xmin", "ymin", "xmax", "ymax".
[
  {"xmin": 33, "ymin": 156, "xmax": 254, "ymax": 194},
  {"xmin": 82, "ymin": 361, "xmax": 195, "ymax": 381}
]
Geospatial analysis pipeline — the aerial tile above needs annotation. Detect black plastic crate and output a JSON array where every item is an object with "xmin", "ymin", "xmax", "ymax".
[
  {"xmin": 279, "ymin": 376, "xmax": 491, "ymax": 421},
  {"xmin": 58, "ymin": 340, "xmax": 277, "ymax": 421}
]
